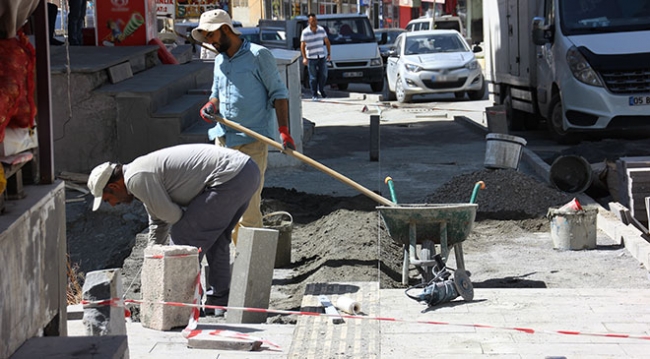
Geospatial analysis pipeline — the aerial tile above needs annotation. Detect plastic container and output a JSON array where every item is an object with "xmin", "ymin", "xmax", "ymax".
[
  {"xmin": 549, "ymin": 155, "xmax": 593, "ymax": 193},
  {"xmin": 548, "ymin": 206, "xmax": 597, "ymax": 250},
  {"xmin": 262, "ymin": 211, "xmax": 293, "ymax": 268},
  {"xmin": 484, "ymin": 133, "xmax": 527, "ymax": 169}
]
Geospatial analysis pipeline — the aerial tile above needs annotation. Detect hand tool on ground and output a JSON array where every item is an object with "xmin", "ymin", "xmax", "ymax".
[
  {"xmin": 318, "ymin": 295, "xmax": 344, "ymax": 324},
  {"xmin": 202, "ymin": 113, "xmax": 395, "ymax": 207}
]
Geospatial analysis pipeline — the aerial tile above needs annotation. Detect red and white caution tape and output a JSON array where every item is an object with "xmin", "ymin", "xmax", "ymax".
[{"xmin": 75, "ymin": 297, "xmax": 650, "ymax": 342}]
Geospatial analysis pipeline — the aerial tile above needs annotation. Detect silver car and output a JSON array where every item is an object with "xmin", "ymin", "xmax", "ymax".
[{"xmin": 385, "ymin": 30, "xmax": 485, "ymax": 103}]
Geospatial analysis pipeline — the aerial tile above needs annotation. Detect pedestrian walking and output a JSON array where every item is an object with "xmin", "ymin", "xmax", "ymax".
[{"xmin": 301, "ymin": 13, "xmax": 332, "ymax": 101}]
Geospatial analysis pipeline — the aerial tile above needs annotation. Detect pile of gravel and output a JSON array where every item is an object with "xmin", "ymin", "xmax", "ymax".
[{"xmin": 424, "ymin": 169, "xmax": 574, "ymax": 220}]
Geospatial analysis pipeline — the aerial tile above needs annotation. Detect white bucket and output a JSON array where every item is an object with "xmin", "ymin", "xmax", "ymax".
[
  {"xmin": 548, "ymin": 207, "xmax": 598, "ymax": 250},
  {"xmin": 484, "ymin": 133, "xmax": 527, "ymax": 170}
]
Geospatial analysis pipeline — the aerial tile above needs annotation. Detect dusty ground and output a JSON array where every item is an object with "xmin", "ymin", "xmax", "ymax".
[{"xmin": 65, "ymin": 167, "xmax": 650, "ymax": 325}]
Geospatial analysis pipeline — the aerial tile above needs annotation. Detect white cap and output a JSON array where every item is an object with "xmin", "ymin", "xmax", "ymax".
[
  {"xmin": 87, "ymin": 162, "xmax": 116, "ymax": 211},
  {"xmin": 191, "ymin": 9, "xmax": 241, "ymax": 43}
]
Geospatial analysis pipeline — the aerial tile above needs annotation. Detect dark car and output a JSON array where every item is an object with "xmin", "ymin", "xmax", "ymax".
[
  {"xmin": 239, "ymin": 27, "xmax": 261, "ymax": 44},
  {"xmin": 374, "ymin": 28, "xmax": 406, "ymax": 65}
]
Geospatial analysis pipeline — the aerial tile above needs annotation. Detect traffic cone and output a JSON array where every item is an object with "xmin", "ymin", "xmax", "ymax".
[{"xmin": 559, "ymin": 198, "xmax": 582, "ymax": 212}]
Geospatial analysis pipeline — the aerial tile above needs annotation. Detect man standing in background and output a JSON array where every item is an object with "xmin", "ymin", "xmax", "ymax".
[
  {"xmin": 68, "ymin": 0, "xmax": 86, "ymax": 45},
  {"xmin": 301, "ymin": 13, "xmax": 331, "ymax": 101}
]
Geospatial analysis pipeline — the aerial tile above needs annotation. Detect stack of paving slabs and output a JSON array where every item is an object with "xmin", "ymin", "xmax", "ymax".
[{"xmin": 616, "ymin": 156, "xmax": 650, "ymax": 226}]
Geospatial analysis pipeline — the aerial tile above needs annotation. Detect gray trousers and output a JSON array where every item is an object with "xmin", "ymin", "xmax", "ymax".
[{"xmin": 170, "ymin": 159, "xmax": 260, "ymax": 302}]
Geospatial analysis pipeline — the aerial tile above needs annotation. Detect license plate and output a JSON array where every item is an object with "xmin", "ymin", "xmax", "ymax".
[
  {"xmin": 343, "ymin": 72, "xmax": 363, "ymax": 78},
  {"xmin": 432, "ymin": 75, "xmax": 456, "ymax": 82},
  {"xmin": 629, "ymin": 96, "xmax": 650, "ymax": 106}
]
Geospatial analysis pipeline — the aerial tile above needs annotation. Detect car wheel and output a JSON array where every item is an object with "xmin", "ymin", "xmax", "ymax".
[
  {"xmin": 467, "ymin": 76, "xmax": 486, "ymax": 101},
  {"xmin": 382, "ymin": 75, "xmax": 396, "ymax": 101},
  {"xmin": 454, "ymin": 91, "xmax": 465, "ymax": 99},
  {"xmin": 547, "ymin": 94, "xmax": 580, "ymax": 144},
  {"xmin": 395, "ymin": 76, "xmax": 411, "ymax": 103},
  {"xmin": 337, "ymin": 83, "xmax": 349, "ymax": 91},
  {"xmin": 370, "ymin": 81, "xmax": 383, "ymax": 92}
]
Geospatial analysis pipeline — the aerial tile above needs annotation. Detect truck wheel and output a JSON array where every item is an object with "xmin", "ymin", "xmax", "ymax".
[
  {"xmin": 370, "ymin": 81, "xmax": 383, "ymax": 92},
  {"xmin": 337, "ymin": 83, "xmax": 348, "ymax": 91},
  {"xmin": 382, "ymin": 75, "xmax": 396, "ymax": 101},
  {"xmin": 547, "ymin": 94, "xmax": 580, "ymax": 144},
  {"xmin": 396, "ymin": 76, "xmax": 411, "ymax": 103},
  {"xmin": 504, "ymin": 92, "xmax": 525, "ymax": 131}
]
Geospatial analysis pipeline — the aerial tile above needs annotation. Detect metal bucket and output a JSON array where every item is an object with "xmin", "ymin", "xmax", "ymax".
[
  {"xmin": 548, "ymin": 207, "xmax": 598, "ymax": 250},
  {"xmin": 484, "ymin": 133, "xmax": 527, "ymax": 170},
  {"xmin": 262, "ymin": 211, "xmax": 293, "ymax": 268}
]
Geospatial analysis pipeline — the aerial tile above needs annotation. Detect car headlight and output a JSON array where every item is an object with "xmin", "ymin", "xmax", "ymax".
[
  {"xmin": 404, "ymin": 63, "xmax": 422, "ymax": 73},
  {"xmin": 371, "ymin": 57, "xmax": 382, "ymax": 66},
  {"xmin": 465, "ymin": 60, "xmax": 479, "ymax": 70},
  {"xmin": 567, "ymin": 46, "xmax": 603, "ymax": 87}
]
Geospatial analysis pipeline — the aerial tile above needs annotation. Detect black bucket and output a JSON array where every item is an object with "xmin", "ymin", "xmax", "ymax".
[{"xmin": 549, "ymin": 155, "xmax": 593, "ymax": 193}]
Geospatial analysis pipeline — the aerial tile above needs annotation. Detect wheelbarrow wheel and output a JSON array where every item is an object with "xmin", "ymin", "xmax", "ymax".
[{"xmin": 418, "ymin": 240, "xmax": 435, "ymax": 283}]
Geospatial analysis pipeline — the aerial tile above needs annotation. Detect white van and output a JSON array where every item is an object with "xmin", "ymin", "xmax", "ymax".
[{"xmin": 406, "ymin": 15, "xmax": 465, "ymax": 37}]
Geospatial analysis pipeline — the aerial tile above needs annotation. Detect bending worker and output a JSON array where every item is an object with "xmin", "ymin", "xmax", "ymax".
[{"xmin": 87, "ymin": 144, "xmax": 260, "ymax": 317}]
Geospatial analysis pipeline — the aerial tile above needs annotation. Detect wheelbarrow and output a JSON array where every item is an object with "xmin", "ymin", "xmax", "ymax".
[{"xmin": 377, "ymin": 180, "xmax": 484, "ymax": 285}]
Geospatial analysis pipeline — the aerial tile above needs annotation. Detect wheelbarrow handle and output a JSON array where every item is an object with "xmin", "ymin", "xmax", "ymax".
[{"xmin": 470, "ymin": 181, "xmax": 486, "ymax": 204}]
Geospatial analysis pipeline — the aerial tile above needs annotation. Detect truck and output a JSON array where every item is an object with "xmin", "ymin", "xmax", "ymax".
[
  {"xmin": 483, "ymin": 0, "xmax": 650, "ymax": 143},
  {"xmin": 259, "ymin": 13, "xmax": 384, "ymax": 92}
]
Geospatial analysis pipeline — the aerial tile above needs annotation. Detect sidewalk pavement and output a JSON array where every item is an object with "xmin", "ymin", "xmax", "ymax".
[{"xmin": 67, "ymin": 93, "xmax": 650, "ymax": 358}]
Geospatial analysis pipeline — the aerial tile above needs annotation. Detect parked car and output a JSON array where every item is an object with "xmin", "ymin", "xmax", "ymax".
[
  {"xmin": 384, "ymin": 30, "xmax": 485, "ymax": 103},
  {"xmin": 239, "ymin": 27, "xmax": 261, "ymax": 44},
  {"xmin": 374, "ymin": 28, "xmax": 405, "ymax": 66}
]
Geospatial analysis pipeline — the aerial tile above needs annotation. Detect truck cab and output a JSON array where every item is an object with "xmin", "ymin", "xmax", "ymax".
[
  {"xmin": 484, "ymin": 0, "xmax": 650, "ymax": 143},
  {"xmin": 260, "ymin": 14, "xmax": 384, "ymax": 92}
]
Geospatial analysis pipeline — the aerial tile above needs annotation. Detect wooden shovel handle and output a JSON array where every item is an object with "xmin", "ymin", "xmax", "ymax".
[{"xmin": 214, "ymin": 115, "xmax": 396, "ymax": 207}]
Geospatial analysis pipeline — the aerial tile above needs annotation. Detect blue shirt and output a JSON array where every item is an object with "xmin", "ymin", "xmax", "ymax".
[{"xmin": 209, "ymin": 40, "xmax": 289, "ymax": 147}]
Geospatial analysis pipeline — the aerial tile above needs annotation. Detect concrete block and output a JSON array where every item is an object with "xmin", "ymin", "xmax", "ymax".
[
  {"xmin": 107, "ymin": 62, "xmax": 134, "ymax": 84},
  {"xmin": 82, "ymin": 269, "xmax": 127, "ymax": 336},
  {"xmin": 227, "ymin": 227, "xmax": 278, "ymax": 324},
  {"xmin": 141, "ymin": 245, "xmax": 199, "ymax": 331},
  {"xmin": 187, "ymin": 337, "xmax": 262, "ymax": 351},
  {"xmin": 170, "ymin": 44, "xmax": 194, "ymax": 64}
]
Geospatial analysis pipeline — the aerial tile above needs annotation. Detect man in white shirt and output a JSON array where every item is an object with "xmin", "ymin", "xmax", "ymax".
[{"xmin": 301, "ymin": 13, "xmax": 331, "ymax": 101}]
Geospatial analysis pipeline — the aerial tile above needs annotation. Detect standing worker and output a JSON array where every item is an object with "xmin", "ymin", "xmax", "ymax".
[
  {"xmin": 68, "ymin": 0, "xmax": 87, "ymax": 45},
  {"xmin": 191, "ymin": 9, "xmax": 295, "ymax": 241},
  {"xmin": 87, "ymin": 144, "xmax": 260, "ymax": 317},
  {"xmin": 301, "ymin": 13, "xmax": 331, "ymax": 101}
]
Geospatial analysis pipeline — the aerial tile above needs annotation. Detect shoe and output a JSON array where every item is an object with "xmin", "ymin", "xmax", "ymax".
[
  {"xmin": 312, "ymin": 96, "xmax": 319, "ymax": 102},
  {"xmin": 204, "ymin": 293, "xmax": 228, "ymax": 317},
  {"xmin": 320, "ymin": 92, "xmax": 327, "ymax": 99}
]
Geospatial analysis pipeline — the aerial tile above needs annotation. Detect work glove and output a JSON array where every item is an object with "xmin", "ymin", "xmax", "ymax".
[
  {"xmin": 278, "ymin": 126, "xmax": 295, "ymax": 150},
  {"xmin": 200, "ymin": 101, "xmax": 218, "ymax": 123}
]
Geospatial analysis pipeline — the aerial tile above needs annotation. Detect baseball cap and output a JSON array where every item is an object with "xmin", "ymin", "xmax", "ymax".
[
  {"xmin": 191, "ymin": 9, "xmax": 242, "ymax": 43},
  {"xmin": 87, "ymin": 162, "xmax": 116, "ymax": 211}
]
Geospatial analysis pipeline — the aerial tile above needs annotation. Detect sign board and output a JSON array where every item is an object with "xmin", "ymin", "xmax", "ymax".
[
  {"xmin": 175, "ymin": 0, "xmax": 228, "ymax": 19},
  {"xmin": 96, "ymin": 0, "xmax": 157, "ymax": 46},
  {"xmin": 156, "ymin": 0, "xmax": 175, "ymax": 17}
]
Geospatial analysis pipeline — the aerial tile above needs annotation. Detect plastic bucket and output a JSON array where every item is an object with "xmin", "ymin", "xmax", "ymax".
[
  {"xmin": 549, "ymin": 155, "xmax": 592, "ymax": 193},
  {"xmin": 262, "ymin": 211, "xmax": 293, "ymax": 268},
  {"xmin": 548, "ymin": 207, "xmax": 597, "ymax": 250},
  {"xmin": 484, "ymin": 133, "xmax": 527, "ymax": 169}
]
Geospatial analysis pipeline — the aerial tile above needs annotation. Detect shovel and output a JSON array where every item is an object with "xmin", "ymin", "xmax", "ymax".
[{"xmin": 206, "ymin": 114, "xmax": 396, "ymax": 207}]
